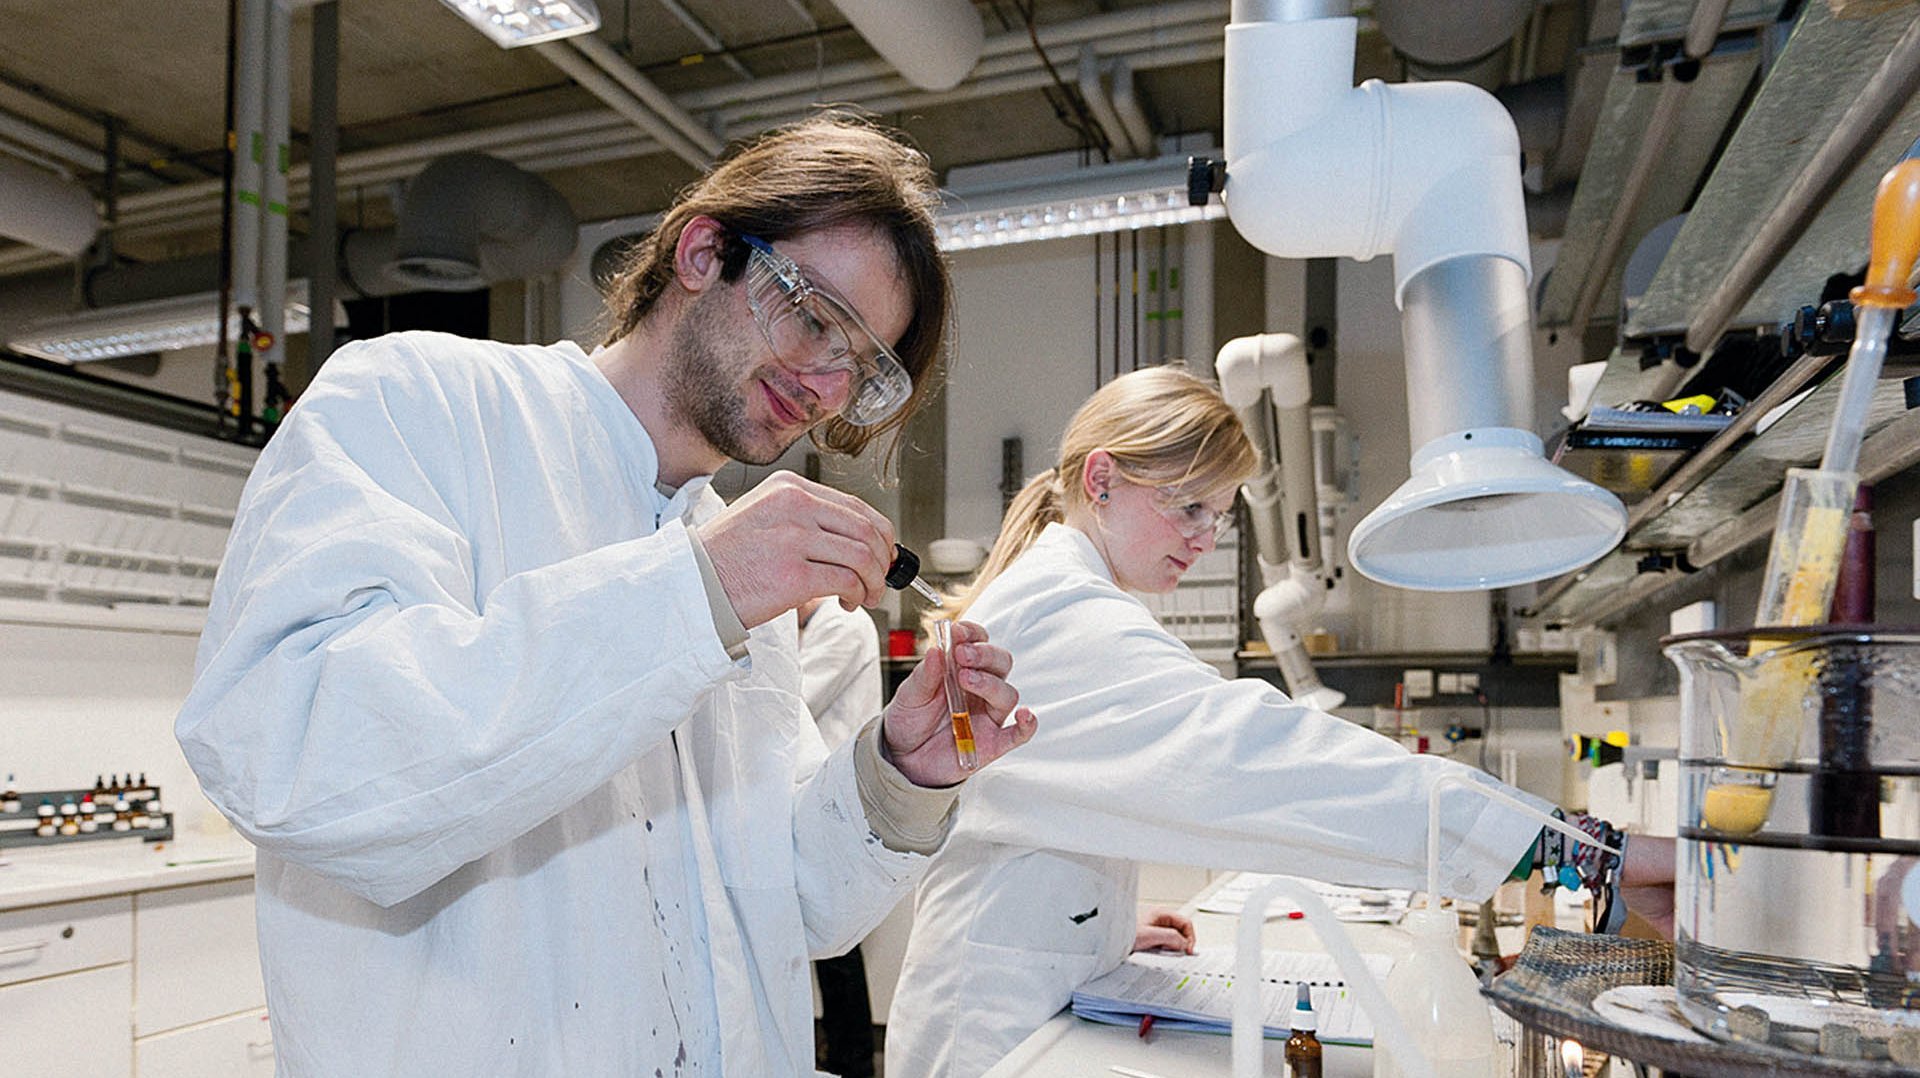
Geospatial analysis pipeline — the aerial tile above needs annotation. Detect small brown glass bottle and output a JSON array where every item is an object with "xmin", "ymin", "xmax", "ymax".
[{"xmin": 1285, "ymin": 981, "xmax": 1323, "ymax": 1078}]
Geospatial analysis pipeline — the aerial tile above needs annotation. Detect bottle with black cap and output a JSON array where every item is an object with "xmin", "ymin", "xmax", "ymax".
[{"xmin": 885, "ymin": 544, "xmax": 945, "ymax": 607}]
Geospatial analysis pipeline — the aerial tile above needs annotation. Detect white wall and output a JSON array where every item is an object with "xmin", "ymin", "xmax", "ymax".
[
  {"xmin": 944, "ymin": 236, "xmax": 1099, "ymax": 546},
  {"xmin": 0, "ymin": 620, "xmax": 228, "ymax": 837}
]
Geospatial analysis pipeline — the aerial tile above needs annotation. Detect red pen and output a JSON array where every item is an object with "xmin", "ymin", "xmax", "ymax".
[{"xmin": 1137, "ymin": 1014, "xmax": 1154, "ymax": 1041}]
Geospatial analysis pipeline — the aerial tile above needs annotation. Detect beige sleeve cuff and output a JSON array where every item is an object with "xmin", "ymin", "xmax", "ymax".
[
  {"xmin": 685, "ymin": 525, "xmax": 750, "ymax": 661},
  {"xmin": 853, "ymin": 716, "xmax": 959, "ymax": 856}
]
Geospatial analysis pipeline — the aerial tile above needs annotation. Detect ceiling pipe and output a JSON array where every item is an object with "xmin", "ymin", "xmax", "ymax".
[
  {"xmin": 653, "ymin": 0, "xmax": 754, "ymax": 81},
  {"xmin": 1373, "ymin": 0, "xmax": 1530, "ymax": 69},
  {"xmin": 823, "ymin": 0, "xmax": 983, "ymax": 92},
  {"xmin": 1565, "ymin": 0, "xmax": 1730, "ymax": 336},
  {"xmin": 532, "ymin": 42, "xmax": 712, "ymax": 168},
  {"xmin": 116, "ymin": 4, "xmax": 1224, "ymax": 220},
  {"xmin": 1109, "ymin": 61, "xmax": 1158, "ymax": 158},
  {"xmin": 0, "ymin": 155, "xmax": 100, "ymax": 255},
  {"xmin": 1077, "ymin": 46, "xmax": 1134, "ymax": 158},
  {"xmin": 1682, "ymin": 12, "xmax": 1920, "ymax": 355},
  {"xmin": 0, "ymin": 13, "xmax": 1230, "ymax": 273},
  {"xmin": 0, "ymin": 109, "xmax": 106, "ymax": 175},
  {"xmin": 565, "ymin": 33, "xmax": 724, "ymax": 158}
]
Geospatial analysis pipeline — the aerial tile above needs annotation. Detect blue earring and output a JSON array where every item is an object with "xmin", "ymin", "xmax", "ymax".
[{"xmin": 1097, "ymin": 491, "xmax": 1109, "ymax": 503}]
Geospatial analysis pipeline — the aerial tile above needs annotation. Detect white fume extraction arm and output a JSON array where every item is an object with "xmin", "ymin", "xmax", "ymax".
[
  {"xmin": 1203, "ymin": 0, "xmax": 1625, "ymax": 591},
  {"xmin": 1215, "ymin": 333, "xmax": 1345, "ymax": 711}
]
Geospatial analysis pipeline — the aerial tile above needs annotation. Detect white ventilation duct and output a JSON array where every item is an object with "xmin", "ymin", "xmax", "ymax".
[
  {"xmin": 384, "ymin": 153, "xmax": 578, "ymax": 291},
  {"xmin": 825, "ymin": 0, "xmax": 983, "ymax": 91},
  {"xmin": 0, "ymin": 154, "xmax": 99, "ymax": 256},
  {"xmin": 1221, "ymin": 0, "xmax": 1625, "ymax": 591}
]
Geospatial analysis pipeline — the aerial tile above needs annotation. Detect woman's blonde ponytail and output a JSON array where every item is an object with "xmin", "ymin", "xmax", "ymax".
[{"xmin": 940, "ymin": 467, "xmax": 1064, "ymax": 622}]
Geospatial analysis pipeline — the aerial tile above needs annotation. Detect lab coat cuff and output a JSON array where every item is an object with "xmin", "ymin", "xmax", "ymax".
[
  {"xmin": 685, "ymin": 524, "xmax": 750, "ymax": 660},
  {"xmin": 853, "ymin": 716, "xmax": 957, "ymax": 856},
  {"xmin": 1443, "ymin": 785, "xmax": 1559, "ymax": 901}
]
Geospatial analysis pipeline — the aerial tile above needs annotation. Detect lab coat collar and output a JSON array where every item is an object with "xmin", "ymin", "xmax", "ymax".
[
  {"xmin": 576, "ymin": 342, "xmax": 722, "ymax": 526},
  {"xmin": 1036, "ymin": 521, "xmax": 1116, "ymax": 585}
]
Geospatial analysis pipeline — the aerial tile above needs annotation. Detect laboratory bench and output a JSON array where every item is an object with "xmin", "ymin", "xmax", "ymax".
[
  {"xmin": 0, "ymin": 834, "xmax": 267, "ymax": 1078},
  {"xmin": 985, "ymin": 871, "xmax": 1579, "ymax": 1078}
]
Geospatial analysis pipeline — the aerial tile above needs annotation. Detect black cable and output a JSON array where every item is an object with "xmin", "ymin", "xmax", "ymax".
[{"xmin": 1014, "ymin": 0, "xmax": 1112, "ymax": 159}]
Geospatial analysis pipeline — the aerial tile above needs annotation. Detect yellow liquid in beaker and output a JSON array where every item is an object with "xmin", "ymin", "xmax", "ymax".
[{"xmin": 1701, "ymin": 783, "xmax": 1774, "ymax": 835}]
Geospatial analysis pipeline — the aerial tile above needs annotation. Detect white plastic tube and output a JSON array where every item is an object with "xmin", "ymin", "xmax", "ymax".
[
  {"xmin": 1221, "ymin": 14, "xmax": 1531, "ymax": 304},
  {"xmin": 1233, "ymin": 878, "xmax": 1433, "ymax": 1078}
]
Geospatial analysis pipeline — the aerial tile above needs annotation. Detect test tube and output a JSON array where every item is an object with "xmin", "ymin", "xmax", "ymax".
[{"xmin": 934, "ymin": 619, "xmax": 977, "ymax": 770}]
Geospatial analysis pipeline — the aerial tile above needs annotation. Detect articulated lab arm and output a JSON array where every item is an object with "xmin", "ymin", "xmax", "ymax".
[{"xmin": 1215, "ymin": 333, "xmax": 1345, "ymax": 710}]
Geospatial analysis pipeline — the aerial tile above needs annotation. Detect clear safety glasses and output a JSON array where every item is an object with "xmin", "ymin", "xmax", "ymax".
[
  {"xmin": 1152, "ymin": 486, "xmax": 1238, "ymax": 541},
  {"xmin": 739, "ymin": 234, "xmax": 914, "ymax": 427}
]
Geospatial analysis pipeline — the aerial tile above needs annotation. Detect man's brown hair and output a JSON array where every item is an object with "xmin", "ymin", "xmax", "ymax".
[{"xmin": 600, "ymin": 112, "xmax": 951, "ymax": 465}]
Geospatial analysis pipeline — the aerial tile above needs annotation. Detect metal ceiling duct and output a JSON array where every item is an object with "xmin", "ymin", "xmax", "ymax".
[
  {"xmin": 824, "ymin": 0, "xmax": 984, "ymax": 91},
  {"xmin": 1373, "ymin": 0, "xmax": 1531, "ymax": 86},
  {"xmin": 386, "ymin": 153, "xmax": 577, "ymax": 292},
  {"xmin": 0, "ymin": 154, "xmax": 99, "ymax": 255}
]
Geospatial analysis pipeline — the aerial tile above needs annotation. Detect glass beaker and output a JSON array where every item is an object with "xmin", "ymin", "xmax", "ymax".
[{"xmin": 1665, "ymin": 626, "xmax": 1920, "ymax": 1061}]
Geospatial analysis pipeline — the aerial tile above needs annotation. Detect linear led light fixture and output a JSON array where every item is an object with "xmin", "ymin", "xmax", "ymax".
[
  {"xmin": 437, "ymin": 0, "xmax": 601, "ymax": 48},
  {"xmin": 936, "ymin": 189, "xmax": 1225, "ymax": 251},
  {"xmin": 8, "ymin": 282, "xmax": 315, "ymax": 364},
  {"xmin": 934, "ymin": 151, "xmax": 1227, "ymax": 251}
]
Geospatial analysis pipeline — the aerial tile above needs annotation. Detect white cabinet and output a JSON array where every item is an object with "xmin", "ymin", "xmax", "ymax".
[
  {"xmin": 134, "ymin": 878, "xmax": 266, "ymax": 1036},
  {"xmin": 137, "ymin": 1008, "xmax": 275, "ymax": 1078},
  {"xmin": 0, "ymin": 894, "xmax": 132, "ymax": 987},
  {"xmin": 0, "ymin": 963, "xmax": 134, "ymax": 1074}
]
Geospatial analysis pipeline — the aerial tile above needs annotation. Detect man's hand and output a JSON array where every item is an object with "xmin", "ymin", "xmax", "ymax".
[
  {"xmin": 882, "ymin": 620, "xmax": 1036, "ymax": 786},
  {"xmin": 696, "ymin": 471, "xmax": 895, "ymax": 628},
  {"xmin": 1133, "ymin": 909, "xmax": 1197, "ymax": 954}
]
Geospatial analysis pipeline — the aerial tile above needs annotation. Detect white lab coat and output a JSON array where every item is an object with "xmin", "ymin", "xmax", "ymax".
[
  {"xmin": 800, "ymin": 602, "xmax": 882, "ymax": 750},
  {"xmin": 884, "ymin": 523, "xmax": 1548, "ymax": 1078},
  {"xmin": 177, "ymin": 332, "xmax": 923, "ymax": 1077}
]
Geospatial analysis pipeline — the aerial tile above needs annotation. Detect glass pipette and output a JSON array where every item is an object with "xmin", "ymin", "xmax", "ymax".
[{"xmin": 885, "ymin": 544, "xmax": 945, "ymax": 607}]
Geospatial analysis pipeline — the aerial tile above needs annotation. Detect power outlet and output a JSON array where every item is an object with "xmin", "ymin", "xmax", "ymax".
[{"xmin": 1403, "ymin": 669, "xmax": 1435, "ymax": 700}]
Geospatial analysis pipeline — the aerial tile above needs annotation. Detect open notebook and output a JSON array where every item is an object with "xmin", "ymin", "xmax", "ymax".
[{"xmin": 1069, "ymin": 949, "xmax": 1396, "ymax": 1046}]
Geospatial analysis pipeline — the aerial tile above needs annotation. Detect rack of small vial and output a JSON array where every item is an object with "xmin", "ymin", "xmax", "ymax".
[{"xmin": 0, "ymin": 775, "xmax": 174, "ymax": 847}]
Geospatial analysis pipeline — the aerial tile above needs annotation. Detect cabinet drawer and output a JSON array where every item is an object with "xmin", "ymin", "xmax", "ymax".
[
  {"xmin": 0, "ymin": 894, "xmax": 133, "ymax": 988},
  {"xmin": 137, "ymin": 1008, "xmax": 274, "ymax": 1078},
  {"xmin": 134, "ymin": 879, "xmax": 265, "ymax": 1036},
  {"xmin": 0, "ymin": 963, "xmax": 134, "ymax": 1073}
]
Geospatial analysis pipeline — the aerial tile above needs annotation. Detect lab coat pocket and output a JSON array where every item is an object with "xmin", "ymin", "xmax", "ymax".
[{"xmin": 961, "ymin": 849, "xmax": 1115, "ymax": 958}]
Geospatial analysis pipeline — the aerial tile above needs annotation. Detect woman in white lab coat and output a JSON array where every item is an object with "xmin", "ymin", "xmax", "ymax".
[{"xmin": 884, "ymin": 367, "xmax": 1671, "ymax": 1077}]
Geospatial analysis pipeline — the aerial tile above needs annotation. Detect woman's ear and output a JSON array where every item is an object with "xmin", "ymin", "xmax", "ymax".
[
  {"xmin": 1082, "ymin": 450, "xmax": 1115, "ymax": 503},
  {"xmin": 672, "ymin": 215, "xmax": 727, "ymax": 293}
]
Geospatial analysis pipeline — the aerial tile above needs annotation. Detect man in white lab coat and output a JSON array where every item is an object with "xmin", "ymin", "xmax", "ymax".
[{"xmin": 176, "ymin": 115, "xmax": 1035, "ymax": 1077}]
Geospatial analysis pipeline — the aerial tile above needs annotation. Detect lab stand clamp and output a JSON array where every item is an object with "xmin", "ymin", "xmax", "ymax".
[{"xmin": 0, "ymin": 778, "xmax": 174, "ymax": 848}]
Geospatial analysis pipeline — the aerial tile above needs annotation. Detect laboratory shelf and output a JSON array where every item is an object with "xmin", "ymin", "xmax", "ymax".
[{"xmin": 1526, "ymin": 370, "xmax": 1920, "ymax": 628}]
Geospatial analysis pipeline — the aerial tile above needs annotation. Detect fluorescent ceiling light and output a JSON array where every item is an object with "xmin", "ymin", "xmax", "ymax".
[
  {"xmin": 935, "ymin": 189, "xmax": 1225, "ymax": 250},
  {"xmin": 8, "ymin": 283, "xmax": 316, "ymax": 364},
  {"xmin": 437, "ymin": 0, "xmax": 601, "ymax": 48},
  {"xmin": 935, "ymin": 151, "xmax": 1227, "ymax": 251}
]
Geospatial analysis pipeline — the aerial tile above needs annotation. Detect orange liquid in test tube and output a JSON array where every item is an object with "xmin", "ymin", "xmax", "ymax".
[{"xmin": 934, "ymin": 619, "xmax": 977, "ymax": 770}]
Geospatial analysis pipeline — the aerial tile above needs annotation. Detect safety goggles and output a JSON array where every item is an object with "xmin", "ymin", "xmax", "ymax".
[
  {"xmin": 1152, "ymin": 486, "xmax": 1238, "ymax": 541},
  {"xmin": 739, "ymin": 234, "xmax": 914, "ymax": 427}
]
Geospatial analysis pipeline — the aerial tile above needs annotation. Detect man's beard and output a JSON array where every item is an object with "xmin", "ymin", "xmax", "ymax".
[{"xmin": 663, "ymin": 290, "xmax": 811, "ymax": 466}]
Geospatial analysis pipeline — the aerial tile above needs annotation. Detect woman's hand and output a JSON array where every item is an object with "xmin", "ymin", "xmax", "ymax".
[
  {"xmin": 880, "ymin": 620, "xmax": 1037, "ymax": 786},
  {"xmin": 1133, "ymin": 909, "xmax": 1197, "ymax": 954},
  {"xmin": 1621, "ymin": 834, "xmax": 1676, "ymax": 938}
]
